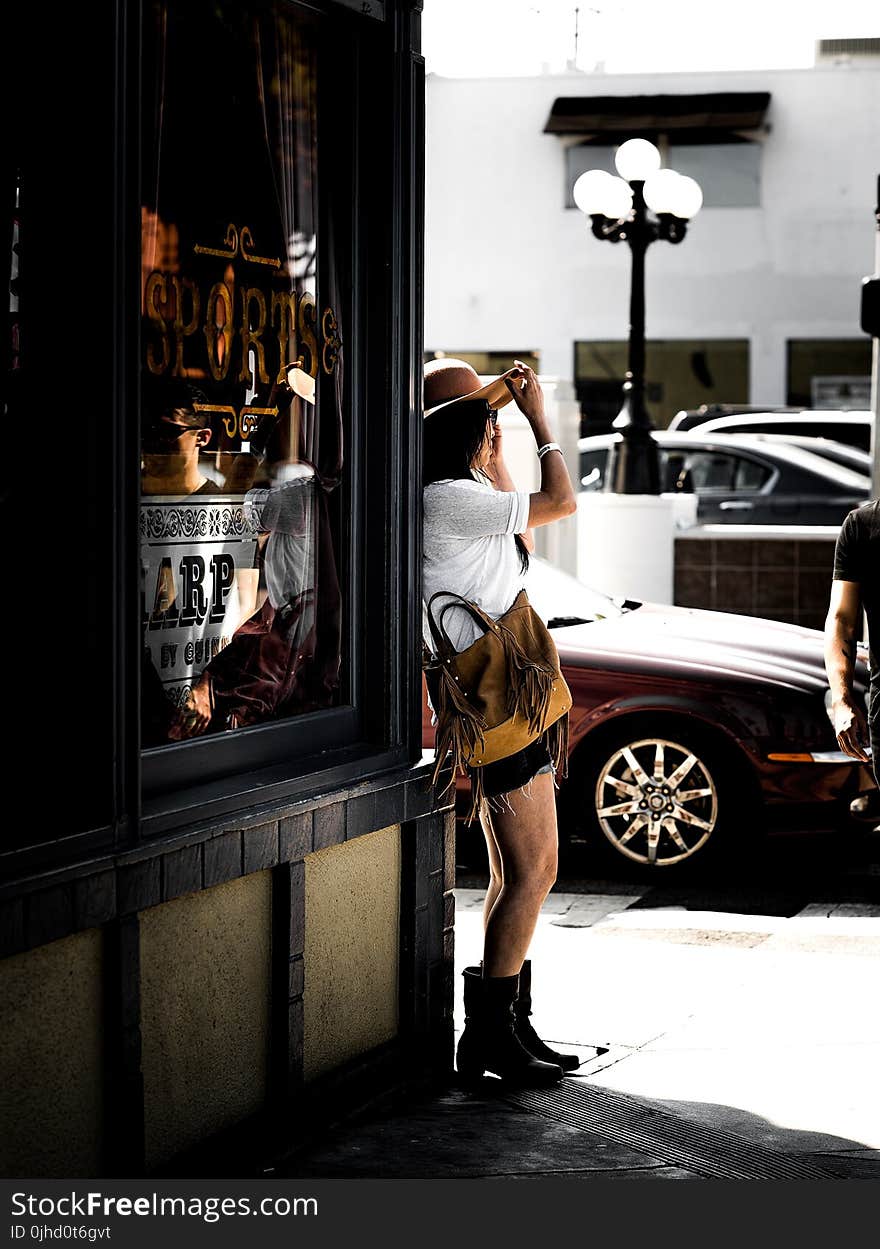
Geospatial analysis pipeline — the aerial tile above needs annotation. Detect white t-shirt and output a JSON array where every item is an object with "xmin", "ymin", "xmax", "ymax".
[{"xmin": 423, "ymin": 478, "xmax": 531, "ymax": 654}]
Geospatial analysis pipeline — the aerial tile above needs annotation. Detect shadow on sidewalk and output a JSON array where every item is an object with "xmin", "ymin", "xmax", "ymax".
[{"xmin": 272, "ymin": 1074, "xmax": 880, "ymax": 1181}]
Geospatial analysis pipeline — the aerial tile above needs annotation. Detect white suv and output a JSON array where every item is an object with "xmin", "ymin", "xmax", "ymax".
[{"xmin": 668, "ymin": 409, "xmax": 872, "ymax": 452}]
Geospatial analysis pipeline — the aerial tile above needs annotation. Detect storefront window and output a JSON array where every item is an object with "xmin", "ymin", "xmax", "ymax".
[
  {"xmin": 575, "ymin": 339, "xmax": 749, "ymax": 431},
  {"xmin": 425, "ymin": 350, "xmax": 540, "ymax": 374},
  {"xmin": 140, "ymin": 0, "xmax": 345, "ymax": 750},
  {"xmin": 786, "ymin": 339, "xmax": 872, "ymax": 408}
]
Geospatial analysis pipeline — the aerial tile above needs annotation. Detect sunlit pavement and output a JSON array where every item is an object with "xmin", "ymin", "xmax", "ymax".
[
  {"xmin": 455, "ymin": 883, "xmax": 880, "ymax": 1157},
  {"xmin": 280, "ymin": 836, "xmax": 880, "ymax": 1179}
]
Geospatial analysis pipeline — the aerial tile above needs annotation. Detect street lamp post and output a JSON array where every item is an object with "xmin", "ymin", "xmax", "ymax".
[{"xmin": 574, "ymin": 139, "xmax": 703, "ymax": 494}]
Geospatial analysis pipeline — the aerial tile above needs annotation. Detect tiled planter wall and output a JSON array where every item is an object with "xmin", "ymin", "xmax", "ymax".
[{"xmin": 674, "ymin": 529, "xmax": 839, "ymax": 631}]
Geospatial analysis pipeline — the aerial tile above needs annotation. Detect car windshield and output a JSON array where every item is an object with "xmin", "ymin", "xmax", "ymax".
[{"xmin": 526, "ymin": 556, "xmax": 628, "ymax": 625}]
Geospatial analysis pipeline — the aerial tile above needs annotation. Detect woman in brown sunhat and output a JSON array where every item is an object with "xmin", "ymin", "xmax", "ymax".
[{"xmin": 423, "ymin": 357, "xmax": 580, "ymax": 1086}]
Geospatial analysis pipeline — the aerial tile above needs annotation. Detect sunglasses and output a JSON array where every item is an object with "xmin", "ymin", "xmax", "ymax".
[
  {"xmin": 143, "ymin": 419, "xmax": 202, "ymax": 447},
  {"xmin": 433, "ymin": 395, "xmax": 499, "ymax": 431}
]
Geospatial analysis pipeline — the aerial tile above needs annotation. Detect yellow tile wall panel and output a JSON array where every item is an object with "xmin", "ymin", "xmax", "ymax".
[
  {"xmin": 140, "ymin": 871, "xmax": 271, "ymax": 1169},
  {"xmin": 0, "ymin": 930, "xmax": 103, "ymax": 1177},
  {"xmin": 304, "ymin": 825, "xmax": 400, "ymax": 1081}
]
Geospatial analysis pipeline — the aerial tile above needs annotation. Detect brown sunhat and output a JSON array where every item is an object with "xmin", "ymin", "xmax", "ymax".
[{"xmin": 423, "ymin": 358, "xmax": 522, "ymax": 418}]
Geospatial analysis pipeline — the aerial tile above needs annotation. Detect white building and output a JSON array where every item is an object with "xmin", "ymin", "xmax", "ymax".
[{"xmin": 425, "ymin": 58, "xmax": 880, "ymax": 428}]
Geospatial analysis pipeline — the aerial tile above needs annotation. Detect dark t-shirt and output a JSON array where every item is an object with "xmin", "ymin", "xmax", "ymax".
[{"xmin": 833, "ymin": 500, "xmax": 880, "ymax": 683}]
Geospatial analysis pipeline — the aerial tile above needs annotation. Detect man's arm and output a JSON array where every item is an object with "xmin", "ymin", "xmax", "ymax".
[{"xmin": 823, "ymin": 578, "xmax": 869, "ymax": 761}]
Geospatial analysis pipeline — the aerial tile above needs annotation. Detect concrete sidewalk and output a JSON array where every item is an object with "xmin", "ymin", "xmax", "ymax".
[{"xmin": 278, "ymin": 886, "xmax": 880, "ymax": 1180}]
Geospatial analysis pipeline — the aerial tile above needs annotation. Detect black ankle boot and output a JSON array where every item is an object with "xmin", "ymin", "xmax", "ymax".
[
  {"xmin": 514, "ymin": 960, "xmax": 581, "ymax": 1073},
  {"xmin": 456, "ymin": 968, "xmax": 562, "ymax": 1086}
]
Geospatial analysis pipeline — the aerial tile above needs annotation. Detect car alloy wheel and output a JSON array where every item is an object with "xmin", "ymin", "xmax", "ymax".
[{"xmin": 594, "ymin": 735, "xmax": 719, "ymax": 867}]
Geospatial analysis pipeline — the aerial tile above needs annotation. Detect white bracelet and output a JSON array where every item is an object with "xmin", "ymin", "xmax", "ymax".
[{"xmin": 537, "ymin": 442, "xmax": 561, "ymax": 460}]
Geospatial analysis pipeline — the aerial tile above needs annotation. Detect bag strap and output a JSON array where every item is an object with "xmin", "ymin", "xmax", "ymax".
[
  {"xmin": 424, "ymin": 588, "xmax": 533, "ymax": 661},
  {"xmin": 425, "ymin": 590, "xmax": 499, "ymax": 658}
]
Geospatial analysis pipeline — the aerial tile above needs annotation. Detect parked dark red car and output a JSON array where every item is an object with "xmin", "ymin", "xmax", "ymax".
[{"xmin": 422, "ymin": 558, "xmax": 872, "ymax": 871}]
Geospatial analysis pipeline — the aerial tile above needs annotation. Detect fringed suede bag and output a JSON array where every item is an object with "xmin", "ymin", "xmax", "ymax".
[{"xmin": 423, "ymin": 589, "xmax": 572, "ymax": 821}]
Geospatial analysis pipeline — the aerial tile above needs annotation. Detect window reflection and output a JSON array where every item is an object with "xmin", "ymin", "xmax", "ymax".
[{"xmin": 140, "ymin": 0, "xmax": 344, "ymax": 748}]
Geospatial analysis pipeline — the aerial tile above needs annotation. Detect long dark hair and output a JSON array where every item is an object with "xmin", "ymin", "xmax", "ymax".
[{"xmin": 423, "ymin": 397, "xmax": 529, "ymax": 574}]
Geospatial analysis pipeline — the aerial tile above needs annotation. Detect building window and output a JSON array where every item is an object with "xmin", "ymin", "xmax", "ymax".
[
  {"xmin": 786, "ymin": 339, "xmax": 872, "ymax": 408},
  {"xmin": 666, "ymin": 142, "xmax": 761, "ymax": 208},
  {"xmin": 574, "ymin": 339, "xmax": 750, "ymax": 432},
  {"xmin": 565, "ymin": 139, "xmax": 761, "ymax": 209},
  {"xmin": 425, "ymin": 350, "xmax": 540, "ymax": 375},
  {"xmin": 564, "ymin": 145, "xmax": 615, "ymax": 209}
]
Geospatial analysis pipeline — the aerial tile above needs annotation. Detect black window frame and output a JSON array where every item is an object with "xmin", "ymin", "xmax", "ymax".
[
  {"xmin": 137, "ymin": 1, "xmax": 422, "ymax": 831},
  {"xmin": 3, "ymin": 0, "xmax": 424, "ymax": 874}
]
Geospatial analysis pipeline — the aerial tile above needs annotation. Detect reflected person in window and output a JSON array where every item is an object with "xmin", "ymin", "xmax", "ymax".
[{"xmin": 141, "ymin": 378, "xmax": 220, "ymax": 497}]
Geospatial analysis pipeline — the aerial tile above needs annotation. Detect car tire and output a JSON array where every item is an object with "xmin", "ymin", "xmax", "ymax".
[{"xmin": 571, "ymin": 721, "xmax": 756, "ymax": 874}]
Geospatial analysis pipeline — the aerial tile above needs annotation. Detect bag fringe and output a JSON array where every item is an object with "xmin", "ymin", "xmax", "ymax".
[
  {"xmin": 546, "ymin": 712, "xmax": 570, "ymax": 780},
  {"xmin": 430, "ymin": 662, "xmax": 486, "ymax": 787},
  {"xmin": 499, "ymin": 624, "xmax": 555, "ymax": 733},
  {"xmin": 465, "ymin": 766, "xmax": 486, "ymax": 825}
]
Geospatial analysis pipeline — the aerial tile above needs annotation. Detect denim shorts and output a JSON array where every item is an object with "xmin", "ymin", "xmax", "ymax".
[{"xmin": 469, "ymin": 734, "xmax": 553, "ymax": 800}]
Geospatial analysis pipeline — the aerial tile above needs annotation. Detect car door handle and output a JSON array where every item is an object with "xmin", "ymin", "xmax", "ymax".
[{"xmin": 718, "ymin": 500, "xmax": 755, "ymax": 511}]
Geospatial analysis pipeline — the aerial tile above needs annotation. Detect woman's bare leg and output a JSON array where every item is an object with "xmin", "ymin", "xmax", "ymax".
[
  {"xmin": 480, "ymin": 806, "xmax": 504, "ymax": 929},
  {"xmin": 482, "ymin": 771, "xmax": 558, "ymax": 978}
]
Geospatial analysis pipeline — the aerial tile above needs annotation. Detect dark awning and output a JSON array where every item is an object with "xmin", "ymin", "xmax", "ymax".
[{"xmin": 543, "ymin": 92, "xmax": 771, "ymax": 137}]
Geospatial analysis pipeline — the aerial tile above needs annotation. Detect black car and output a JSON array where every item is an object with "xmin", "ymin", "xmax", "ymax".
[
  {"xmin": 668, "ymin": 408, "xmax": 873, "ymax": 452},
  {"xmin": 578, "ymin": 430, "xmax": 870, "ymax": 525}
]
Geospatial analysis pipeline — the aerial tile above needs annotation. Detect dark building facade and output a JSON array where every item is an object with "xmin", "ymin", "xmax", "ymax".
[{"xmin": 2, "ymin": 0, "xmax": 452, "ymax": 1177}]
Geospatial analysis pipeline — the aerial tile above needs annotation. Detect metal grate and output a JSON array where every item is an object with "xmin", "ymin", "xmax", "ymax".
[{"xmin": 505, "ymin": 1082, "xmax": 836, "ymax": 1179}]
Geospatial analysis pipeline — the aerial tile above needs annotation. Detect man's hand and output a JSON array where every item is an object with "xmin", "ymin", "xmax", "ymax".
[
  {"xmin": 168, "ymin": 674, "xmax": 213, "ymax": 740},
  {"xmin": 833, "ymin": 698, "xmax": 870, "ymax": 762}
]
